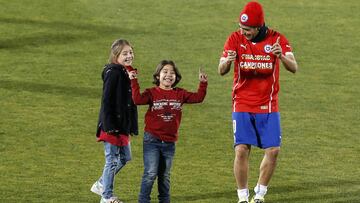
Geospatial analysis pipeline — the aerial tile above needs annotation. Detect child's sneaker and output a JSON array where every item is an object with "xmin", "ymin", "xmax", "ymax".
[
  {"xmin": 100, "ymin": 196, "xmax": 123, "ymax": 203},
  {"xmin": 90, "ymin": 181, "xmax": 104, "ymax": 196},
  {"xmin": 250, "ymin": 197, "xmax": 265, "ymax": 203}
]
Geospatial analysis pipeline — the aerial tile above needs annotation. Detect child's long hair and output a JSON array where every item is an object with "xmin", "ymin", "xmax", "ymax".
[
  {"xmin": 153, "ymin": 60, "xmax": 182, "ymax": 88},
  {"xmin": 108, "ymin": 39, "xmax": 133, "ymax": 64}
]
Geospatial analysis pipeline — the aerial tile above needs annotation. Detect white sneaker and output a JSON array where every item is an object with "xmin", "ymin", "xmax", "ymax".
[
  {"xmin": 100, "ymin": 196, "xmax": 123, "ymax": 203},
  {"xmin": 250, "ymin": 196, "xmax": 265, "ymax": 203},
  {"xmin": 238, "ymin": 197, "xmax": 248, "ymax": 203},
  {"xmin": 90, "ymin": 181, "xmax": 104, "ymax": 196}
]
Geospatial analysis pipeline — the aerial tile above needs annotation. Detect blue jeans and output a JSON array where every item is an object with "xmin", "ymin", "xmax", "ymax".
[
  {"xmin": 98, "ymin": 142, "xmax": 131, "ymax": 199},
  {"xmin": 138, "ymin": 132, "xmax": 175, "ymax": 203}
]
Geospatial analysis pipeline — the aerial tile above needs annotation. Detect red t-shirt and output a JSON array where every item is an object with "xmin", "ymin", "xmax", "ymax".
[
  {"xmin": 97, "ymin": 130, "xmax": 130, "ymax": 146},
  {"xmin": 221, "ymin": 29, "xmax": 293, "ymax": 113},
  {"xmin": 131, "ymin": 79, "xmax": 207, "ymax": 142}
]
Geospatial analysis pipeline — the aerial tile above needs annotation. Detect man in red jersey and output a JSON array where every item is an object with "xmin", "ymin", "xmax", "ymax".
[{"xmin": 218, "ymin": 2, "xmax": 298, "ymax": 203}]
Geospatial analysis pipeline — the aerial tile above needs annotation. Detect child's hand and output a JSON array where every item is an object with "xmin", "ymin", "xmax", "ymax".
[
  {"xmin": 128, "ymin": 70, "xmax": 137, "ymax": 80},
  {"xmin": 199, "ymin": 67, "xmax": 208, "ymax": 82}
]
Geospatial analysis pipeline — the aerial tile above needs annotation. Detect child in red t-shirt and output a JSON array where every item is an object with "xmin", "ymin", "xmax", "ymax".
[{"xmin": 128, "ymin": 60, "xmax": 207, "ymax": 203}]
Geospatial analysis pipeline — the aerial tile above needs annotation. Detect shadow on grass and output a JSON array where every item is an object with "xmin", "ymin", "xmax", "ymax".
[
  {"xmin": 0, "ymin": 33, "xmax": 86, "ymax": 49},
  {"xmin": 170, "ymin": 179, "xmax": 359, "ymax": 202},
  {"xmin": 172, "ymin": 190, "xmax": 234, "ymax": 201},
  {"xmin": 272, "ymin": 178, "xmax": 359, "ymax": 193},
  {"xmin": 0, "ymin": 79, "xmax": 100, "ymax": 99},
  {"xmin": 271, "ymin": 179, "xmax": 360, "ymax": 202},
  {"xmin": 0, "ymin": 17, "xmax": 146, "ymax": 49},
  {"xmin": 277, "ymin": 191, "xmax": 359, "ymax": 202},
  {"xmin": 0, "ymin": 17, "xmax": 130, "ymax": 33}
]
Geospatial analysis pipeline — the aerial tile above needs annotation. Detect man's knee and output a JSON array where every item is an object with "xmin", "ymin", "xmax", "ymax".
[
  {"xmin": 235, "ymin": 144, "xmax": 250, "ymax": 159},
  {"xmin": 265, "ymin": 147, "xmax": 280, "ymax": 160}
]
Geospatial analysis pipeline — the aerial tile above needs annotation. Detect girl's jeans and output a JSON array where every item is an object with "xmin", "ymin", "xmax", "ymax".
[
  {"xmin": 99, "ymin": 141, "xmax": 131, "ymax": 199},
  {"xmin": 138, "ymin": 132, "xmax": 175, "ymax": 203}
]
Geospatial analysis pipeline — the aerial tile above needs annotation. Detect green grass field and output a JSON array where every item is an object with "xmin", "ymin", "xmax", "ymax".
[{"xmin": 1, "ymin": 0, "xmax": 359, "ymax": 202}]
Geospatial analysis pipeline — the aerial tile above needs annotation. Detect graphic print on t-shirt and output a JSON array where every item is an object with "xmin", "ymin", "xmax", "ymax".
[{"xmin": 152, "ymin": 99, "xmax": 182, "ymax": 122}]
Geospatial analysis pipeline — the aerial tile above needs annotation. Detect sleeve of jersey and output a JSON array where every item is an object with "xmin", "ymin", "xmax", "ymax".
[
  {"xmin": 182, "ymin": 81, "xmax": 207, "ymax": 104},
  {"xmin": 221, "ymin": 33, "xmax": 238, "ymax": 58},
  {"xmin": 130, "ymin": 79, "xmax": 151, "ymax": 105},
  {"xmin": 279, "ymin": 34, "xmax": 293, "ymax": 55}
]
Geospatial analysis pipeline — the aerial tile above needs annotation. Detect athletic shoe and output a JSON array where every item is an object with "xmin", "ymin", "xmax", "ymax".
[
  {"xmin": 100, "ymin": 196, "xmax": 123, "ymax": 203},
  {"xmin": 238, "ymin": 197, "xmax": 248, "ymax": 203},
  {"xmin": 250, "ymin": 197, "xmax": 265, "ymax": 203},
  {"xmin": 91, "ymin": 181, "xmax": 104, "ymax": 196}
]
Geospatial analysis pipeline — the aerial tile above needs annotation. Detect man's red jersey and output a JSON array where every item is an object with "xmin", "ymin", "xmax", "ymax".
[{"xmin": 221, "ymin": 29, "xmax": 293, "ymax": 113}]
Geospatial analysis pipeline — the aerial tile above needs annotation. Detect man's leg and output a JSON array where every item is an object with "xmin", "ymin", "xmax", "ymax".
[
  {"xmin": 251, "ymin": 112, "xmax": 282, "ymax": 201},
  {"xmin": 234, "ymin": 144, "xmax": 251, "ymax": 201},
  {"xmin": 252, "ymin": 147, "xmax": 280, "ymax": 201},
  {"xmin": 233, "ymin": 112, "xmax": 258, "ymax": 202},
  {"xmin": 258, "ymin": 147, "xmax": 280, "ymax": 185}
]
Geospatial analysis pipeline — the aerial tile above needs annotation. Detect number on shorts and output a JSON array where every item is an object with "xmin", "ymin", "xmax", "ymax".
[{"xmin": 233, "ymin": 120, "xmax": 236, "ymax": 134}]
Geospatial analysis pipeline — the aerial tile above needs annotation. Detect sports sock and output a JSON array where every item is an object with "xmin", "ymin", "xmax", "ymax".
[
  {"xmin": 237, "ymin": 188, "xmax": 249, "ymax": 201},
  {"xmin": 254, "ymin": 184, "xmax": 267, "ymax": 199}
]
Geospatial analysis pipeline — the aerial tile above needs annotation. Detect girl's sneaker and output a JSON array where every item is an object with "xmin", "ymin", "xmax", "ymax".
[
  {"xmin": 90, "ymin": 181, "xmax": 104, "ymax": 196},
  {"xmin": 100, "ymin": 196, "xmax": 123, "ymax": 203}
]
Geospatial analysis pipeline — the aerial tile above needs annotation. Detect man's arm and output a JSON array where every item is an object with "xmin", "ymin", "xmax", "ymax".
[
  {"xmin": 272, "ymin": 37, "xmax": 298, "ymax": 74},
  {"xmin": 218, "ymin": 59, "xmax": 232, "ymax": 76},
  {"xmin": 279, "ymin": 53, "xmax": 298, "ymax": 73}
]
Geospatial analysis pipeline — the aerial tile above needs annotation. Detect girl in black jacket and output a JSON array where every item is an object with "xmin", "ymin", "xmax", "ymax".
[{"xmin": 91, "ymin": 39, "xmax": 138, "ymax": 203}]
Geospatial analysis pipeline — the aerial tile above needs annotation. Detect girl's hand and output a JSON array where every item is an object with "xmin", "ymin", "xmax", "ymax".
[
  {"xmin": 199, "ymin": 67, "xmax": 208, "ymax": 82},
  {"xmin": 128, "ymin": 70, "xmax": 137, "ymax": 79}
]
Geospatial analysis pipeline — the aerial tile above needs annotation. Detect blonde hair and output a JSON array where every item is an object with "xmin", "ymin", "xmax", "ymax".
[{"xmin": 108, "ymin": 39, "xmax": 133, "ymax": 64}]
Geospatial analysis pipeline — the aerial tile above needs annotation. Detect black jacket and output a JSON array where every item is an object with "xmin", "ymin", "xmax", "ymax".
[{"xmin": 96, "ymin": 63, "xmax": 138, "ymax": 137}]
